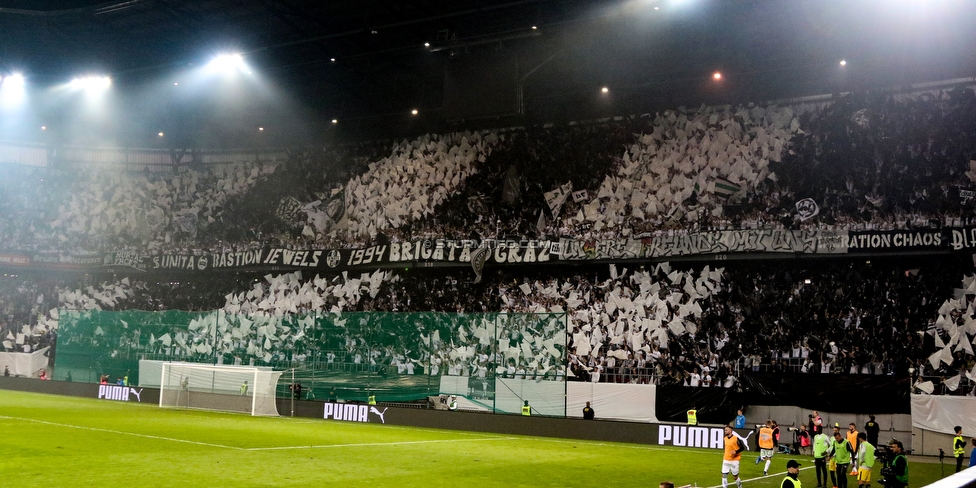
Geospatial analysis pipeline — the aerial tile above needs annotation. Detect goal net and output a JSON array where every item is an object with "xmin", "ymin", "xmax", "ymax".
[{"xmin": 159, "ymin": 362, "xmax": 282, "ymax": 416}]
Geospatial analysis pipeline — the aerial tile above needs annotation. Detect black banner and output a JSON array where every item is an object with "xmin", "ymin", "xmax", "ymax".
[
  {"xmin": 8, "ymin": 227, "xmax": 976, "ymax": 273},
  {"xmin": 846, "ymin": 229, "xmax": 944, "ymax": 252}
]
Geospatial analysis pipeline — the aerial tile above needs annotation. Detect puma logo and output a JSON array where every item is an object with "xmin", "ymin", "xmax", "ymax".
[{"xmin": 369, "ymin": 406, "xmax": 388, "ymax": 424}]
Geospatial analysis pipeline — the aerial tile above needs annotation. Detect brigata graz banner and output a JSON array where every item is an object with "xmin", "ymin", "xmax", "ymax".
[
  {"xmin": 6, "ymin": 227, "xmax": 976, "ymax": 273},
  {"xmin": 101, "ymin": 239, "xmax": 556, "ymax": 272}
]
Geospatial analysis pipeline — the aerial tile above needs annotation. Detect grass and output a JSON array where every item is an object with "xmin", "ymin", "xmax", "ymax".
[{"xmin": 0, "ymin": 390, "xmax": 953, "ymax": 487}]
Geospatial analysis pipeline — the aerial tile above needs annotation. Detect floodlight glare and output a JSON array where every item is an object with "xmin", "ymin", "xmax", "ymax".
[
  {"xmin": 2, "ymin": 73, "xmax": 25, "ymax": 86},
  {"xmin": 411, "ymin": 109, "xmax": 419, "ymax": 115},
  {"xmin": 69, "ymin": 76, "xmax": 112, "ymax": 91},
  {"xmin": 207, "ymin": 53, "xmax": 247, "ymax": 73},
  {"xmin": 839, "ymin": 59, "xmax": 847, "ymax": 66},
  {"xmin": 713, "ymin": 72, "xmax": 722, "ymax": 80},
  {"xmin": 332, "ymin": 119, "xmax": 338, "ymax": 124},
  {"xmin": 601, "ymin": 86, "xmax": 609, "ymax": 93},
  {"xmin": 0, "ymin": 72, "xmax": 27, "ymax": 109}
]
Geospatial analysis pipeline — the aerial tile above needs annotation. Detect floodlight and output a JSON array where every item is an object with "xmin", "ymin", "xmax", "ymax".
[
  {"xmin": 258, "ymin": 127, "xmax": 264, "ymax": 131},
  {"xmin": 2, "ymin": 73, "xmax": 25, "ymax": 86},
  {"xmin": 713, "ymin": 72, "xmax": 722, "ymax": 80},
  {"xmin": 69, "ymin": 76, "xmax": 112, "ymax": 91},
  {"xmin": 411, "ymin": 109, "xmax": 419, "ymax": 115},
  {"xmin": 0, "ymin": 72, "xmax": 27, "ymax": 109},
  {"xmin": 158, "ymin": 132, "xmax": 164, "ymax": 137},
  {"xmin": 332, "ymin": 119, "xmax": 338, "ymax": 124},
  {"xmin": 206, "ymin": 53, "xmax": 248, "ymax": 75},
  {"xmin": 839, "ymin": 60, "xmax": 847, "ymax": 66},
  {"xmin": 601, "ymin": 86, "xmax": 609, "ymax": 93}
]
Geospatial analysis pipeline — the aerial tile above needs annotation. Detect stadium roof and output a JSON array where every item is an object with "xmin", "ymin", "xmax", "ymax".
[{"xmin": 2, "ymin": 0, "xmax": 975, "ymax": 145}]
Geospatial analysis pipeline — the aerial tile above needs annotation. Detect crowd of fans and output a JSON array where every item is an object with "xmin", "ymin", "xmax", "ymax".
[
  {"xmin": 0, "ymin": 275, "xmax": 59, "ymax": 355},
  {"xmin": 2, "ymin": 86, "xmax": 976, "ymax": 255},
  {"xmin": 30, "ymin": 256, "xmax": 974, "ymax": 395},
  {"xmin": 1, "ymin": 84, "xmax": 976, "ymax": 393}
]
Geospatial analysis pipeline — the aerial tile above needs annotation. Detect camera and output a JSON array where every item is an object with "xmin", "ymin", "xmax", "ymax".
[
  {"xmin": 788, "ymin": 427, "xmax": 799, "ymax": 432},
  {"xmin": 875, "ymin": 445, "xmax": 896, "ymax": 487}
]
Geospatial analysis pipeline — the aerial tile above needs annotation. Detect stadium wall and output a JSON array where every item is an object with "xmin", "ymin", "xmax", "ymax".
[
  {"xmin": 0, "ymin": 377, "xmax": 160, "ymax": 405},
  {"xmin": 911, "ymin": 395, "xmax": 976, "ymax": 457}
]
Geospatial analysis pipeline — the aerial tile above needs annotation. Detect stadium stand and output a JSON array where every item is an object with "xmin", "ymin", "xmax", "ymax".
[{"xmin": 1, "ymin": 85, "xmax": 975, "ymax": 396}]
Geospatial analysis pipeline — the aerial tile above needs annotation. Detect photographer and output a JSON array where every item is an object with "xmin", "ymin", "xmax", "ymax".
[
  {"xmin": 796, "ymin": 424, "xmax": 811, "ymax": 456},
  {"xmin": 811, "ymin": 411, "xmax": 824, "ymax": 436},
  {"xmin": 882, "ymin": 440, "xmax": 908, "ymax": 488}
]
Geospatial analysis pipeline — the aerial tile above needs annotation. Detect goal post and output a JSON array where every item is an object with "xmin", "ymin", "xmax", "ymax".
[{"xmin": 159, "ymin": 362, "xmax": 283, "ymax": 416}]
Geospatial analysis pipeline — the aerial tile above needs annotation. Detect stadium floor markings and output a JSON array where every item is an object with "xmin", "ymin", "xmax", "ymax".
[
  {"xmin": 246, "ymin": 435, "xmax": 518, "ymax": 451},
  {"xmin": 702, "ymin": 466, "xmax": 814, "ymax": 488},
  {"xmin": 0, "ymin": 415, "xmax": 245, "ymax": 450}
]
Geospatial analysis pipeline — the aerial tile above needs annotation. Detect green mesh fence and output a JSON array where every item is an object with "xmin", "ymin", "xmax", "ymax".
[{"xmin": 54, "ymin": 310, "xmax": 567, "ymax": 413}]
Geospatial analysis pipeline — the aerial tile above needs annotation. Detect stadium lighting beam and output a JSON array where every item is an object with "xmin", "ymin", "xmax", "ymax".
[
  {"xmin": 69, "ymin": 76, "xmax": 112, "ymax": 91},
  {"xmin": 0, "ymin": 72, "xmax": 27, "ymax": 109},
  {"xmin": 206, "ymin": 53, "xmax": 248, "ymax": 75}
]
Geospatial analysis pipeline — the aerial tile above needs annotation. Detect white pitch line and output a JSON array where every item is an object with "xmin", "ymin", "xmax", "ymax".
[
  {"xmin": 1, "ymin": 414, "xmax": 517, "ymax": 452},
  {"xmin": 247, "ymin": 436, "xmax": 518, "ymax": 451},
  {"xmin": 702, "ymin": 466, "xmax": 814, "ymax": 488},
  {"xmin": 0, "ymin": 415, "xmax": 244, "ymax": 450}
]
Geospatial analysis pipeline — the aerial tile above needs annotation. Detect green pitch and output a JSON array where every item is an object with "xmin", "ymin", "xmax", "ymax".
[{"xmin": 0, "ymin": 390, "xmax": 950, "ymax": 487}]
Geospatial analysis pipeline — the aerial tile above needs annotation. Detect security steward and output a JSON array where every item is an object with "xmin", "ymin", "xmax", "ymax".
[
  {"xmin": 781, "ymin": 459, "xmax": 802, "ymax": 488},
  {"xmin": 953, "ymin": 426, "xmax": 965, "ymax": 473},
  {"xmin": 687, "ymin": 406, "xmax": 698, "ymax": 426},
  {"xmin": 521, "ymin": 400, "xmax": 531, "ymax": 416}
]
